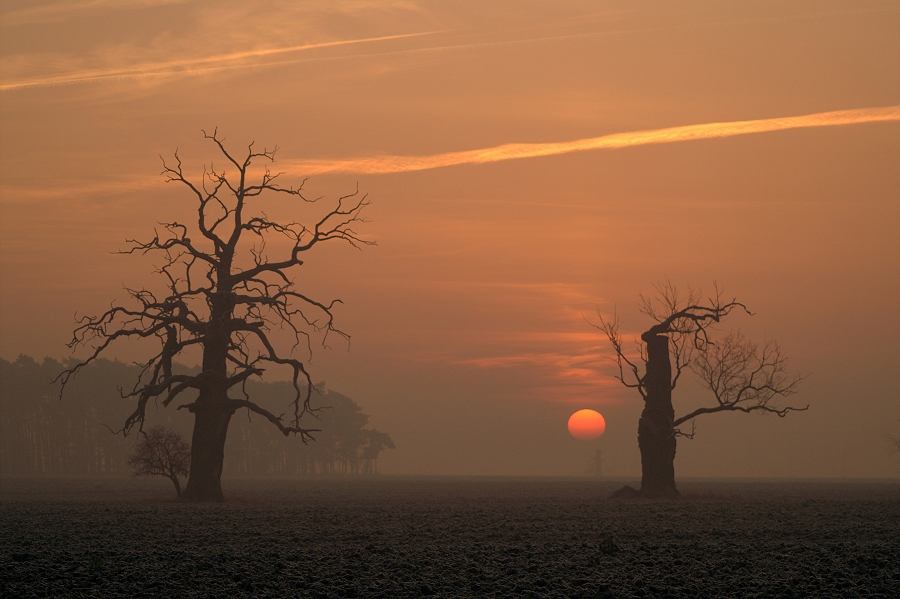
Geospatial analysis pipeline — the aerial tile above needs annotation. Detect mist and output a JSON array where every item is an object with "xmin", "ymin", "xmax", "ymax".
[{"xmin": 2, "ymin": 0, "xmax": 899, "ymax": 482}]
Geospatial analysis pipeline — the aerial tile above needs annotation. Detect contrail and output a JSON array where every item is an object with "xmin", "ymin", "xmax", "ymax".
[
  {"xmin": 287, "ymin": 106, "xmax": 900, "ymax": 175},
  {"xmin": 0, "ymin": 31, "xmax": 438, "ymax": 91}
]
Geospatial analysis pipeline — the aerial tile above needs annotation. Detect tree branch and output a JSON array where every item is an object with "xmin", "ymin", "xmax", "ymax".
[
  {"xmin": 229, "ymin": 398, "xmax": 320, "ymax": 442},
  {"xmin": 589, "ymin": 309, "xmax": 646, "ymax": 398},
  {"xmin": 676, "ymin": 332, "xmax": 807, "ymax": 428}
]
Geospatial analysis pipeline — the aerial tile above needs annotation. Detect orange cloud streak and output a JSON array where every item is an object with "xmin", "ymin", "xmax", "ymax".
[
  {"xmin": 4, "ymin": 107, "xmax": 896, "ymax": 201},
  {"xmin": 288, "ymin": 106, "xmax": 900, "ymax": 175},
  {"xmin": 0, "ymin": 31, "xmax": 438, "ymax": 91}
]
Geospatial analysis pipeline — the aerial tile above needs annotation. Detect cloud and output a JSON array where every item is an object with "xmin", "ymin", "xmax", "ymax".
[
  {"xmin": 0, "ymin": 176, "xmax": 162, "ymax": 202},
  {"xmin": 401, "ymin": 322, "xmax": 630, "ymax": 403},
  {"xmin": 0, "ymin": 0, "xmax": 188, "ymax": 26},
  {"xmin": 286, "ymin": 106, "xmax": 900, "ymax": 175},
  {"xmin": 0, "ymin": 31, "xmax": 438, "ymax": 91},
  {"xmin": 456, "ymin": 348, "xmax": 628, "ymax": 405},
  {"xmin": 5, "ymin": 106, "xmax": 897, "ymax": 203}
]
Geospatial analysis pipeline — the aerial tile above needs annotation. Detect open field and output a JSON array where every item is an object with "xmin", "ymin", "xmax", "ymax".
[{"xmin": 1, "ymin": 477, "xmax": 898, "ymax": 598}]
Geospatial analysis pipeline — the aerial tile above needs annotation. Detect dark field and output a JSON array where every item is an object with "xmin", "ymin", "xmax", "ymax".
[{"xmin": 1, "ymin": 478, "xmax": 898, "ymax": 599}]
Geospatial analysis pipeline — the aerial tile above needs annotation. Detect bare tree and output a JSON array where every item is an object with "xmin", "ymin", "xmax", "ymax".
[
  {"xmin": 594, "ymin": 282, "xmax": 805, "ymax": 497},
  {"xmin": 128, "ymin": 426, "xmax": 191, "ymax": 497},
  {"xmin": 57, "ymin": 130, "xmax": 372, "ymax": 501}
]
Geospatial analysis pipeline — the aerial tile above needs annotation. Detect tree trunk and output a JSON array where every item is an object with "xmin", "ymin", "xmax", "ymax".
[
  {"xmin": 638, "ymin": 331, "xmax": 679, "ymax": 498},
  {"xmin": 181, "ymin": 289, "xmax": 235, "ymax": 502},
  {"xmin": 181, "ymin": 405, "xmax": 232, "ymax": 501}
]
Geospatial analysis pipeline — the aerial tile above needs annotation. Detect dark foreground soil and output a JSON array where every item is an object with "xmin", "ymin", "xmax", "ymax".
[{"xmin": 1, "ymin": 477, "xmax": 898, "ymax": 599}]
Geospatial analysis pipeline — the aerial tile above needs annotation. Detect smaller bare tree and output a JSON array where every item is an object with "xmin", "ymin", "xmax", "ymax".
[
  {"xmin": 594, "ymin": 281, "xmax": 806, "ymax": 497},
  {"xmin": 128, "ymin": 426, "xmax": 191, "ymax": 497}
]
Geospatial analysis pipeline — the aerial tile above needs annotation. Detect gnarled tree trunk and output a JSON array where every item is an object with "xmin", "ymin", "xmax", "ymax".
[
  {"xmin": 181, "ymin": 404, "xmax": 233, "ymax": 501},
  {"xmin": 637, "ymin": 331, "xmax": 678, "ymax": 498},
  {"xmin": 182, "ymin": 293, "xmax": 234, "ymax": 502}
]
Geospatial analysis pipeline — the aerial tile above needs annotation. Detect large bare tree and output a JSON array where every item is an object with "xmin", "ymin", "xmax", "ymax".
[
  {"xmin": 595, "ymin": 282, "xmax": 806, "ymax": 498},
  {"xmin": 57, "ymin": 130, "xmax": 372, "ymax": 501}
]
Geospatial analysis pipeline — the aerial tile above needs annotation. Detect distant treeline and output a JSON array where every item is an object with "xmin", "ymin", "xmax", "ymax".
[{"xmin": 0, "ymin": 356, "xmax": 393, "ymax": 477}]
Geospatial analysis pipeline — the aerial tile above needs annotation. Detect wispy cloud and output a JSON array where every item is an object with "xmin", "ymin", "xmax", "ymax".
[
  {"xmin": 0, "ymin": 175, "xmax": 162, "ymax": 202},
  {"xmin": 456, "ymin": 348, "xmax": 628, "ymax": 405},
  {"xmin": 287, "ymin": 106, "xmax": 900, "ymax": 175},
  {"xmin": 0, "ymin": 0, "xmax": 188, "ymax": 26},
  {"xmin": 0, "ymin": 31, "xmax": 437, "ymax": 91},
  {"xmin": 394, "ymin": 322, "xmax": 631, "ymax": 404}
]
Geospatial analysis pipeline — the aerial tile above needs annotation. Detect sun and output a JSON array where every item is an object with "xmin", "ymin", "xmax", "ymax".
[{"xmin": 567, "ymin": 409, "xmax": 606, "ymax": 440}]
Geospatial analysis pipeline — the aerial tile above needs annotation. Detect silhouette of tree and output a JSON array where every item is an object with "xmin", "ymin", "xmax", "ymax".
[
  {"xmin": 0, "ymin": 356, "xmax": 138, "ymax": 475},
  {"xmin": 56, "ymin": 130, "xmax": 372, "ymax": 501},
  {"xmin": 1, "ymin": 358, "xmax": 394, "ymax": 478},
  {"xmin": 594, "ymin": 282, "xmax": 805, "ymax": 497},
  {"xmin": 128, "ymin": 426, "xmax": 190, "ymax": 497},
  {"xmin": 222, "ymin": 384, "xmax": 395, "ymax": 475},
  {"xmin": 360, "ymin": 429, "xmax": 396, "ymax": 474}
]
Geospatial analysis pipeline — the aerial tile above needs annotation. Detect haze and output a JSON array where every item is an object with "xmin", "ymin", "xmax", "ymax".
[{"xmin": 1, "ymin": 0, "xmax": 898, "ymax": 479}]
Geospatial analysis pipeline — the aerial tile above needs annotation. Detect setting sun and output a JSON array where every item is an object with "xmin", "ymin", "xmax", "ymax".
[{"xmin": 567, "ymin": 409, "xmax": 606, "ymax": 440}]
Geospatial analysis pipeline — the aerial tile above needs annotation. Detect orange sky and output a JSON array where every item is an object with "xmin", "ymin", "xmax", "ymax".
[{"xmin": 1, "ymin": 0, "xmax": 898, "ymax": 478}]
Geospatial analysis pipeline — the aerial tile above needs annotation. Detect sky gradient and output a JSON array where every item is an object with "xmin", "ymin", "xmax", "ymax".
[{"xmin": 1, "ymin": 0, "xmax": 898, "ymax": 478}]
